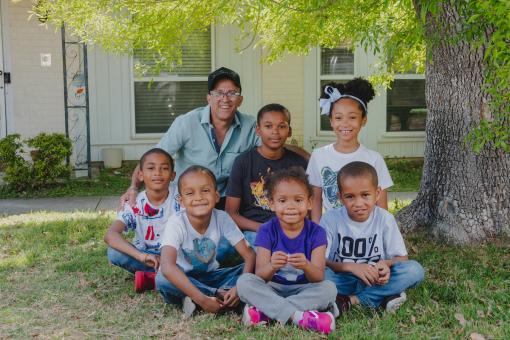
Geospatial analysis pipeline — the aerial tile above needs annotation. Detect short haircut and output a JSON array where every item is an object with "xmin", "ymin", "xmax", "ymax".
[
  {"xmin": 264, "ymin": 166, "xmax": 313, "ymax": 200},
  {"xmin": 177, "ymin": 165, "xmax": 217, "ymax": 194},
  {"xmin": 256, "ymin": 103, "xmax": 291, "ymax": 125},
  {"xmin": 337, "ymin": 161, "xmax": 378, "ymax": 192},
  {"xmin": 139, "ymin": 148, "xmax": 174, "ymax": 170}
]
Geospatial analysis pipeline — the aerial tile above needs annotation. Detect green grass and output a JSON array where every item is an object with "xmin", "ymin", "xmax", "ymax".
[
  {"xmin": 1, "ymin": 210, "xmax": 508, "ymax": 339},
  {"xmin": 0, "ymin": 166, "xmax": 133, "ymax": 199},
  {"xmin": 386, "ymin": 158, "xmax": 423, "ymax": 192}
]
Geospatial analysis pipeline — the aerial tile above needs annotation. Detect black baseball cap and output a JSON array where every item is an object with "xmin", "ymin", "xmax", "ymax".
[{"xmin": 208, "ymin": 67, "xmax": 242, "ymax": 92}]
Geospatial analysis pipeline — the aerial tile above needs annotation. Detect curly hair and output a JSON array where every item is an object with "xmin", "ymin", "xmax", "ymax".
[
  {"xmin": 319, "ymin": 77, "xmax": 376, "ymax": 117},
  {"xmin": 263, "ymin": 166, "xmax": 313, "ymax": 200}
]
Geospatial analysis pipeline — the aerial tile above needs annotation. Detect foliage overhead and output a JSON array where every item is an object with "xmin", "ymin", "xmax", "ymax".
[{"xmin": 32, "ymin": 0, "xmax": 509, "ymax": 150}]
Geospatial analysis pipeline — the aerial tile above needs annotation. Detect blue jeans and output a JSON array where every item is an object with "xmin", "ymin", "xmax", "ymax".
[
  {"xmin": 216, "ymin": 231, "xmax": 257, "ymax": 262},
  {"xmin": 156, "ymin": 264, "xmax": 244, "ymax": 304},
  {"xmin": 325, "ymin": 260, "xmax": 425, "ymax": 308},
  {"xmin": 107, "ymin": 246, "xmax": 160, "ymax": 274}
]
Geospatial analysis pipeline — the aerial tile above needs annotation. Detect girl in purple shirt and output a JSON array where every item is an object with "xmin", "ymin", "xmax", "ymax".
[{"xmin": 236, "ymin": 167, "xmax": 337, "ymax": 335}]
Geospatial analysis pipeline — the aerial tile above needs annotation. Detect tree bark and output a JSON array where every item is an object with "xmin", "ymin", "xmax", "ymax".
[{"xmin": 397, "ymin": 2, "xmax": 510, "ymax": 244}]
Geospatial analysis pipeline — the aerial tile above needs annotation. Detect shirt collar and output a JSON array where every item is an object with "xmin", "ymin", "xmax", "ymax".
[{"xmin": 200, "ymin": 105, "xmax": 241, "ymax": 128}]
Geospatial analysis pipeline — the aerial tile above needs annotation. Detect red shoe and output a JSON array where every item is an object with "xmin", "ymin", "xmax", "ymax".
[{"xmin": 134, "ymin": 271, "xmax": 156, "ymax": 293}]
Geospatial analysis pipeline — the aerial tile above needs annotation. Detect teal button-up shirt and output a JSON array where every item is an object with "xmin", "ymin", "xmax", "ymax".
[{"xmin": 157, "ymin": 106, "xmax": 259, "ymax": 196}]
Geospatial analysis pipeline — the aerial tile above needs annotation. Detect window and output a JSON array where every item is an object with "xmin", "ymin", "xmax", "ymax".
[
  {"xmin": 318, "ymin": 47, "xmax": 354, "ymax": 132},
  {"xmin": 133, "ymin": 29, "xmax": 212, "ymax": 134},
  {"xmin": 386, "ymin": 78, "xmax": 426, "ymax": 131}
]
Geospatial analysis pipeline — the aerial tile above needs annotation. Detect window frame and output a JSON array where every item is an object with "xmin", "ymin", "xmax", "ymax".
[
  {"xmin": 304, "ymin": 46, "xmax": 426, "ymax": 152},
  {"xmin": 315, "ymin": 46, "xmax": 359, "ymax": 137},
  {"xmin": 385, "ymin": 73, "xmax": 426, "ymax": 134},
  {"xmin": 129, "ymin": 27, "xmax": 216, "ymax": 139}
]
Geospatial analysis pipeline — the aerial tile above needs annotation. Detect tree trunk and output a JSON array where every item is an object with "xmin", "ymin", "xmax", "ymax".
[{"xmin": 397, "ymin": 2, "xmax": 510, "ymax": 244}]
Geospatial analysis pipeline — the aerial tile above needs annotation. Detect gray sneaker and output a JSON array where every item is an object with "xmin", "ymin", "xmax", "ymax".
[
  {"xmin": 183, "ymin": 296, "xmax": 196, "ymax": 318},
  {"xmin": 383, "ymin": 292, "xmax": 407, "ymax": 312}
]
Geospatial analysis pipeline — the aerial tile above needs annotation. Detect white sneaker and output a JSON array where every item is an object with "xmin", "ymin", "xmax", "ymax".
[
  {"xmin": 384, "ymin": 292, "xmax": 407, "ymax": 312},
  {"xmin": 182, "ymin": 296, "xmax": 196, "ymax": 318}
]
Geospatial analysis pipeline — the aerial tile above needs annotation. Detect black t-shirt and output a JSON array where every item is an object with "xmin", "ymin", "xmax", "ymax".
[{"xmin": 226, "ymin": 147, "xmax": 308, "ymax": 223}]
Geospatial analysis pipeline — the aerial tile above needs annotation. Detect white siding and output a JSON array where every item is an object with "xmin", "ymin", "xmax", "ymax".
[
  {"xmin": 6, "ymin": 0, "xmax": 65, "ymax": 137},
  {"xmin": 261, "ymin": 54, "xmax": 305, "ymax": 146}
]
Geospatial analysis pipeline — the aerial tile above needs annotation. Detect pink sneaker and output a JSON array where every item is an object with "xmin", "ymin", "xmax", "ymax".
[
  {"xmin": 242, "ymin": 305, "xmax": 270, "ymax": 326},
  {"xmin": 298, "ymin": 311, "xmax": 335, "ymax": 334}
]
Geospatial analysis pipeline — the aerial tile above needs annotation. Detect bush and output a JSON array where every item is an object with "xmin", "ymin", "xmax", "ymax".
[{"xmin": 0, "ymin": 133, "xmax": 72, "ymax": 192}]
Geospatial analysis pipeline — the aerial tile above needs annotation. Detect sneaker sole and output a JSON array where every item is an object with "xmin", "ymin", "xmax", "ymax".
[
  {"xmin": 385, "ymin": 292, "xmax": 407, "ymax": 313},
  {"xmin": 242, "ymin": 305, "xmax": 268, "ymax": 326},
  {"xmin": 324, "ymin": 311, "xmax": 335, "ymax": 333},
  {"xmin": 183, "ymin": 296, "xmax": 196, "ymax": 318},
  {"xmin": 242, "ymin": 305, "xmax": 252, "ymax": 326}
]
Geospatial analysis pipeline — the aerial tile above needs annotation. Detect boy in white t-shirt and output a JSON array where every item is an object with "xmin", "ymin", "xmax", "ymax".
[
  {"xmin": 105, "ymin": 148, "xmax": 180, "ymax": 293},
  {"xmin": 321, "ymin": 161, "xmax": 424, "ymax": 313},
  {"xmin": 156, "ymin": 165, "xmax": 255, "ymax": 317}
]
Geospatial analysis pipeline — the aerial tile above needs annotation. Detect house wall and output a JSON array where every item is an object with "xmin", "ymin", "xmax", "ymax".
[
  {"xmin": 5, "ymin": 0, "xmax": 65, "ymax": 137},
  {"xmin": 261, "ymin": 55, "xmax": 305, "ymax": 146},
  {"xmin": 2, "ymin": 2, "xmax": 424, "ymax": 162},
  {"xmin": 88, "ymin": 25, "xmax": 262, "ymax": 162}
]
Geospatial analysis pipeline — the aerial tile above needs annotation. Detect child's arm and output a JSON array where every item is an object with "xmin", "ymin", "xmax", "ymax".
[
  {"xmin": 104, "ymin": 220, "xmax": 159, "ymax": 269},
  {"xmin": 327, "ymin": 260, "xmax": 379, "ymax": 286},
  {"xmin": 235, "ymin": 239, "xmax": 256, "ymax": 274},
  {"xmin": 221, "ymin": 239, "xmax": 257, "ymax": 308},
  {"xmin": 377, "ymin": 189, "xmax": 389, "ymax": 210},
  {"xmin": 287, "ymin": 245, "xmax": 327, "ymax": 282},
  {"xmin": 159, "ymin": 245, "xmax": 222, "ymax": 313},
  {"xmin": 255, "ymin": 248, "xmax": 288, "ymax": 281},
  {"xmin": 310, "ymin": 186, "xmax": 323, "ymax": 223},
  {"xmin": 225, "ymin": 197, "xmax": 262, "ymax": 232}
]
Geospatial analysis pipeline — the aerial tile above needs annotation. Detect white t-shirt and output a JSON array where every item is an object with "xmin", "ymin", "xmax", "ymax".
[
  {"xmin": 160, "ymin": 209, "xmax": 245, "ymax": 273},
  {"xmin": 306, "ymin": 143, "xmax": 393, "ymax": 211},
  {"xmin": 116, "ymin": 184, "xmax": 180, "ymax": 251},
  {"xmin": 320, "ymin": 206, "xmax": 407, "ymax": 265}
]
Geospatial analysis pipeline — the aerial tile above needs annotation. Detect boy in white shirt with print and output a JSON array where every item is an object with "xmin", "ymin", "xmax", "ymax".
[
  {"xmin": 321, "ymin": 161, "xmax": 424, "ymax": 313},
  {"xmin": 156, "ymin": 165, "xmax": 255, "ymax": 317},
  {"xmin": 105, "ymin": 148, "xmax": 180, "ymax": 293}
]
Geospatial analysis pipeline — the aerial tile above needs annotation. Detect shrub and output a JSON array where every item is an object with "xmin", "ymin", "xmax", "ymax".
[{"xmin": 0, "ymin": 133, "xmax": 72, "ymax": 191}]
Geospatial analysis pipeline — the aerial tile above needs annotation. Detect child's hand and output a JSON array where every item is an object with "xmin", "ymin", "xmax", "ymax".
[
  {"xmin": 199, "ymin": 296, "xmax": 223, "ymax": 313},
  {"xmin": 221, "ymin": 287, "xmax": 240, "ymax": 308},
  {"xmin": 141, "ymin": 253, "xmax": 160, "ymax": 270},
  {"xmin": 270, "ymin": 251, "xmax": 288, "ymax": 270},
  {"xmin": 375, "ymin": 261, "xmax": 390, "ymax": 285},
  {"xmin": 287, "ymin": 253, "xmax": 308, "ymax": 270},
  {"xmin": 351, "ymin": 263, "xmax": 379, "ymax": 286}
]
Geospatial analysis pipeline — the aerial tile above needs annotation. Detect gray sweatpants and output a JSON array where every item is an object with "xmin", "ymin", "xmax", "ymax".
[{"xmin": 237, "ymin": 273, "xmax": 337, "ymax": 324}]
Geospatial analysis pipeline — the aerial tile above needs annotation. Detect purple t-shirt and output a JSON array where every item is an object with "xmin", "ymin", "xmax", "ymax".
[{"xmin": 255, "ymin": 217, "xmax": 327, "ymax": 285}]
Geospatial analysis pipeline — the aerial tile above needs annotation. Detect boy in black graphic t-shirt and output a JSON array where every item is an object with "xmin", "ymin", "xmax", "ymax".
[
  {"xmin": 321, "ymin": 162, "xmax": 424, "ymax": 313},
  {"xmin": 224, "ymin": 104, "xmax": 308, "ymax": 247}
]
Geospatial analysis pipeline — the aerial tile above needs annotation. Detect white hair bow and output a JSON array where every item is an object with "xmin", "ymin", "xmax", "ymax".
[{"xmin": 319, "ymin": 85, "xmax": 367, "ymax": 115}]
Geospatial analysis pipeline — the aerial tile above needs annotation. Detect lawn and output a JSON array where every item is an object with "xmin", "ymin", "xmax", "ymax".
[
  {"xmin": 1, "ymin": 205, "xmax": 508, "ymax": 338},
  {"xmin": 386, "ymin": 158, "xmax": 423, "ymax": 192}
]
